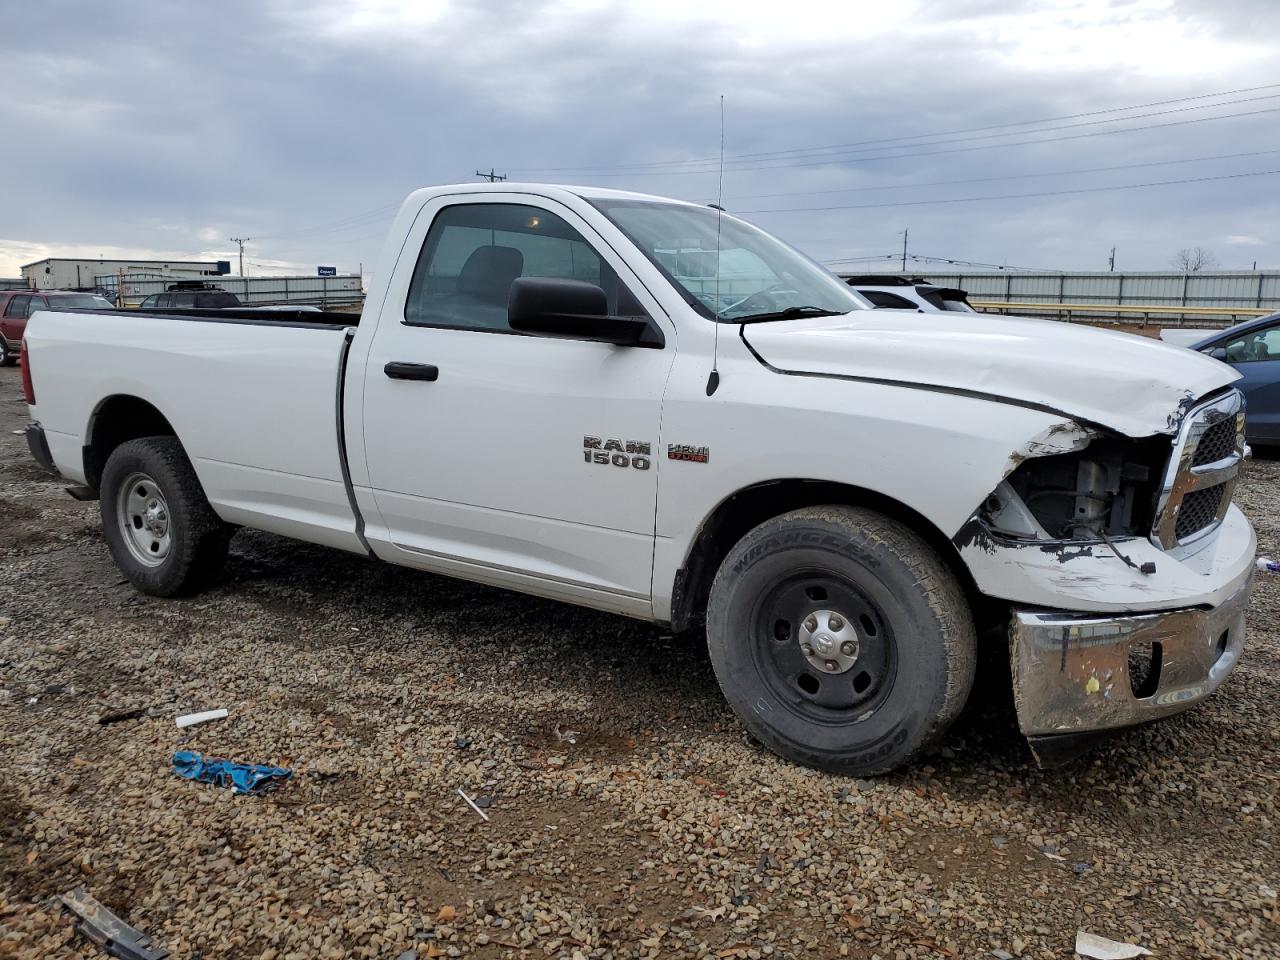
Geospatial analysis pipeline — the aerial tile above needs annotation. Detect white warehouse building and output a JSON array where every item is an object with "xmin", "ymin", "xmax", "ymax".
[{"xmin": 20, "ymin": 257, "xmax": 230, "ymax": 291}]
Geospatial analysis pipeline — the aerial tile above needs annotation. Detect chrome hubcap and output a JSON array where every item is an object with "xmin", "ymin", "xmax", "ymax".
[
  {"xmin": 117, "ymin": 473, "xmax": 171, "ymax": 567},
  {"xmin": 798, "ymin": 609, "xmax": 860, "ymax": 674}
]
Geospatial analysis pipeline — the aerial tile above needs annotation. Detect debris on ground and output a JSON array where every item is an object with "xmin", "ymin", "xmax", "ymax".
[
  {"xmin": 174, "ymin": 707, "xmax": 228, "ymax": 728},
  {"xmin": 97, "ymin": 707, "xmax": 150, "ymax": 725},
  {"xmin": 1075, "ymin": 930, "xmax": 1153, "ymax": 959},
  {"xmin": 457, "ymin": 786, "xmax": 490, "ymax": 821},
  {"xmin": 171, "ymin": 751, "xmax": 291, "ymax": 794},
  {"xmin": 59, "ymin": 886, "xmax": 169, "ymax": 960},
  {"xmin": 1256, "ymin": 556, "xmax": 1280, "ymax": 573}
]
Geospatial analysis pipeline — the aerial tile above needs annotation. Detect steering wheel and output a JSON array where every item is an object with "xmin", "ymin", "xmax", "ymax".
[
  {"xmin": 694, "ymin": 291, "xmax": 722, "ymax": 311},
  {"xmin": 725, "ymin": 282, "xmax": 799, "ymax": 316}
]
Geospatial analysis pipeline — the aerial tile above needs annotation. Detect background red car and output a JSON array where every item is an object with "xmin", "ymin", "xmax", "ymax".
[{"xmin": 0, "ymin": 290, "xmax": 113, "ymax": 365}]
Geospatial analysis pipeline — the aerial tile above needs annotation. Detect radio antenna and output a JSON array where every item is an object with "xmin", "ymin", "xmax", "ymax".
[{"xmin": 706, "ymin": 95, "xmax": 725, "ymax": 397}]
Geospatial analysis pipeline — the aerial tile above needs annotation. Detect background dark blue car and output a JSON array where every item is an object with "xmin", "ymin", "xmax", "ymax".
[{"xmin": 1191, "ymin": 312, "xmax": 1280, "ymax": 446}]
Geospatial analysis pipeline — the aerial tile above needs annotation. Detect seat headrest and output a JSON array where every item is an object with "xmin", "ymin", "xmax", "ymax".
[{"xmin": 457, "ymin": 245, "xmax": 524, "ymax": 302}]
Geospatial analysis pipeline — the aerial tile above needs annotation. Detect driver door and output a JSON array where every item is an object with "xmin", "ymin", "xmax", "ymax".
[{"xmin": 359, "ymin": 196, "xmax": 676, "ymax": 615}]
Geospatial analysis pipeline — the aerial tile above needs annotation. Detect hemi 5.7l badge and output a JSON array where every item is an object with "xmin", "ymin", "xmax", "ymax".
[
  {"xmin": 668, "ymin": 444, "xmax": 710, "ymax": 464},
  {"xmin": 584, "ymin": 436, "xmax": 651, "ymax": 470}
]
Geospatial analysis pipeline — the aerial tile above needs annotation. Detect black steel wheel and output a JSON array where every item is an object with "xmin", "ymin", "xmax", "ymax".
[
  {"xmin": 751, "ymin": 572, "xmax": 896, "ymax": 719},
  {"xmin": 707, "ymin": 505, "xmax": 976, "ymax": 775}
]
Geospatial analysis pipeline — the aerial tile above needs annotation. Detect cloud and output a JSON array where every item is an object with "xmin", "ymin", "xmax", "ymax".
[
  {"xmin": 0, "ymin": 0, "xmax": 1278, "ymax": 278},
  {"xmin": 1225, "ymin": 234, "xmax": 1265, "ymax": 245}
]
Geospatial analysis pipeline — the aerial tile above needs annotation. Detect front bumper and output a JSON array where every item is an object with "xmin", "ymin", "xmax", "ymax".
[{"xmin": 1010, "ymin": 576, "xmax": 1250, "ymax": 738}]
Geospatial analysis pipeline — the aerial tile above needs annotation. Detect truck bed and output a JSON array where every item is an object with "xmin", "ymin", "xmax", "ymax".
[{"xmin": 25, "ymin": 306, "xmax": 366, "ymax": 554}]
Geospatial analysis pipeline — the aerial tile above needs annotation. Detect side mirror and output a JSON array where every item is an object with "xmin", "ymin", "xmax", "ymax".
[
  {"xmin": 508, "ymin": 277, "xmax": 662, "ymax": 347},
  {"xmin": 1208, "ymin": 346, "xmax": 1228, "ymax": 361}
]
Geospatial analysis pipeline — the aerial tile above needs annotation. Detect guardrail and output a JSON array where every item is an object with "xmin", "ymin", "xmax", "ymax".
[{"xmin": 970, "ymin": 300, "xmax": 1271, "ymax": 328}]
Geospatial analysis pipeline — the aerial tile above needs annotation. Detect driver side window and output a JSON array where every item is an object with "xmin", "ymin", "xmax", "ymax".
[
  {"xmin": 1220, "ymin": 324, "xmax": 1280, "ymax": 363},
  {"xmin": 404, "ymin": 203, "xmax": 644, "ymax": 333}
]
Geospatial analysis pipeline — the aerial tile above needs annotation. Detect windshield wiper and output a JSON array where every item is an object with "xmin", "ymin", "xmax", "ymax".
[{"xmin": 729, "ymin": 306, "xmax": 846, "ymax": 324}]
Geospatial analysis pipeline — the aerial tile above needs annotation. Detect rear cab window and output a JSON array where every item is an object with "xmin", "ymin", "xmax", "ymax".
[
  {"xmin": 197, "ymin": 292, "xmax": 239, "ymax": 308},
  {"xmin": 860, "ymin": 291, "xmax": 919, "ymax": 310},
  {"xmin": 53, "ymin": 295, "xmax": 113, "ymax": 310}
]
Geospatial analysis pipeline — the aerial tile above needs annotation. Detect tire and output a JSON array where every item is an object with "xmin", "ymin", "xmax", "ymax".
[
  {"xmin": 99, "ymin": 437, "xmax": 231, "ymax": 597},
  {"xmin": 0, "ymin": 338, "xmax": 13, "ymax": 367},
  {"xmin": 706, "ymin": 505, "xmax": 976, "ymax": 776}
]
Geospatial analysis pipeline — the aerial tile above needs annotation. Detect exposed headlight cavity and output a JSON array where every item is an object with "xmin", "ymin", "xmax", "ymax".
[{"xmin": 986, "ymin": 436, "xmax": 1170, "ymax": 541}]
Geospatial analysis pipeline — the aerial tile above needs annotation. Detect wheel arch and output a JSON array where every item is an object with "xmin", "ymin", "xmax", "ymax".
[
  {"xmin": 83, "ymin": 394, "xmax": 179, "ymax": 495},
  {"xmin": 667, "ymin": 478, "xmax": 980, "ymax": 633}
]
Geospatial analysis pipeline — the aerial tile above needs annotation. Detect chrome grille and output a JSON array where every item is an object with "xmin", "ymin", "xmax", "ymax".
[
  {"xmin": 1152, "ymin": 391, "xmax": 1245, "ymax": 550},
  {"xmin": 1191, "ymin": 416, "xmax": 1236, "ymax": 467},
  {"xmin": 1174, "ymin": 486, "xmax": 1226, "ymax": 541}
]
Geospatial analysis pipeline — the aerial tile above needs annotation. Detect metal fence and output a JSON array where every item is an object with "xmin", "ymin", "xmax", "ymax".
[
  {"xmin": 838, "ymin": 270, "xmax": 1280, "ymax": 319},
  {"xmin": 94, "ymin": 273, "xmax": 365, "ymax": 309},
  {"xmin": 0, "ymin": 278, "xmax": 27, "ymax": 291}
]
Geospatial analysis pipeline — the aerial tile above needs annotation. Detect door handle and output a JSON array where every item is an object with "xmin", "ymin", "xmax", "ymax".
[{"xmin": 384, "ymin": 361, "xmax": 439, "ymax": 382}]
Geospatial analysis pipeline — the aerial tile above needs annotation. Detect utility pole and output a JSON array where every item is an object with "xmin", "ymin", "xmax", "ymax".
[
  {"xmin": 229, "ymin": 237, "xmax": 250, "ymax": 277},
  {"xmin": 475, "ymin": 168, "xmax": 507, "ymax": 182},
  {"xmin": 900, "ymin": 228, "xmax": 909, "ymax": 272},
  {"xmin": 1108, "ymin": 246, "xmax": 1116, "ymax": 272}
]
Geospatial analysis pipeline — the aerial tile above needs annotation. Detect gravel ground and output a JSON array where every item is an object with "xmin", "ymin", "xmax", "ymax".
[{"xmin": 0, "ymin": 364, "xmax": 1276, "ymax": 960}]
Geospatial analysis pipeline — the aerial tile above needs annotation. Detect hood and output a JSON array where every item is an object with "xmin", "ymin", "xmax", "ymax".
[{"xmin": 740, "ymin": 311, "xmax": 1239, "ymax": 437}]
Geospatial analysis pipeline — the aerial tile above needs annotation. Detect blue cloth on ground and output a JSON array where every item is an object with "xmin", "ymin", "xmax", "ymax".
[{"xmin": 171, "ymin": 751, "xmax": 292, "ymax": 794}]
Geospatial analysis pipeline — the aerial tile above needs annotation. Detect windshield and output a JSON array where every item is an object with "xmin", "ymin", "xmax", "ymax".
[
  {"xmin": 588, "ymin": 198, "xmax": 869, "ymax": 322},
  {"xmin": 56, "ymin": 295, "xmax": 113, "ymax": 310}
]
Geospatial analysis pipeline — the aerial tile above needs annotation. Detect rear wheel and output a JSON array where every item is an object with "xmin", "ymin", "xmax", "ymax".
[
  {"xmin": 99, "ymin": 437, "xmax": 231, "ymax": 596},
  {"xmin": 0, "ymin": 339, "xmax": 13, "ymax": 367},
  {"xmin": 706, "ymin": 505, "xmax": 976, "ymax": 775}
]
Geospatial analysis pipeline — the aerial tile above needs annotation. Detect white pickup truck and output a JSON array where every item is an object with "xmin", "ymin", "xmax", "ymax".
[{"xmin": 21, "ymin": 183, "xmax": 1254, "ymax": 774}]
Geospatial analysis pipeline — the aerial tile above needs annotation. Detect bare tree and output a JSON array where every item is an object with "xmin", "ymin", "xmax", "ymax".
[{"xmin": 1171, "ymin": 247, "xmax": 1220, "ymax": 272}]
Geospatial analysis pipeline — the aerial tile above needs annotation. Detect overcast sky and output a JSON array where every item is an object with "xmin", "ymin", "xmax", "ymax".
[{"xmin": 2, "ymin": 0, "xmax": 1279, "ymax": 281}]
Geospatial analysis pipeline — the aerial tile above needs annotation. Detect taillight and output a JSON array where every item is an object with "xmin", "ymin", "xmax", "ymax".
[{"xmin": 19, "ymin": 339, "xmax": 34, "ymax": 405}]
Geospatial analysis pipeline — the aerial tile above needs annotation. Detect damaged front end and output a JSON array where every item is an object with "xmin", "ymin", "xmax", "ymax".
[{"xmin": 955, "ymin": 390, "xmax": 1255, "ymax": 765}]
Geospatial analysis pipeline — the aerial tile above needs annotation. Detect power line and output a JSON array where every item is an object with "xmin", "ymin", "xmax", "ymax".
[
  {"xmin": 723, "ymin": 147, "xmax": 1280, "ymax": 201},
  {"xmin": 531, "ymin": 103, "xmax": 1280, "ymax": 179},
  {"xmin": 237, "ymin": 86, "xmax": 1280, "ymax": 252},
  {"xmin": 821, "ymin": 254, "xmax": 901, "ymax": 263},
  {"xmin": 511, "ymin": 84, "xmax": 1280, "ymax": 174},
  {"xmin": 255, "ymin": 200, "xmax": 403, "ymax": 241},
  {"xmin": 823, "ymin": 253, "xmax": 1056, "ymax": 271},
  {"xmin": 737, "ymin": 166, "xmax": 1280, "ymax": 214},
  {"xmin": 704, "ymin": 83, "xmax": 1280, "ymax": 164},
  {"xmin": 731, "ymin": 92, "xmax": 1280, "ymax": 164}
]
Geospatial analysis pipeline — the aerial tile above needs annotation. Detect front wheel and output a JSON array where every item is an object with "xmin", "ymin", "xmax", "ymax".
[
  {"xmin": 706, "ymin": 506, "xmax": 976, "ymax": 775},
  {"xmin": 99, "ymin": 437, "xmax": 231, "ymax": 597},
  {"xmin": 0, "ymin": 338, "xmax": 13, "ymax": 367}
]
